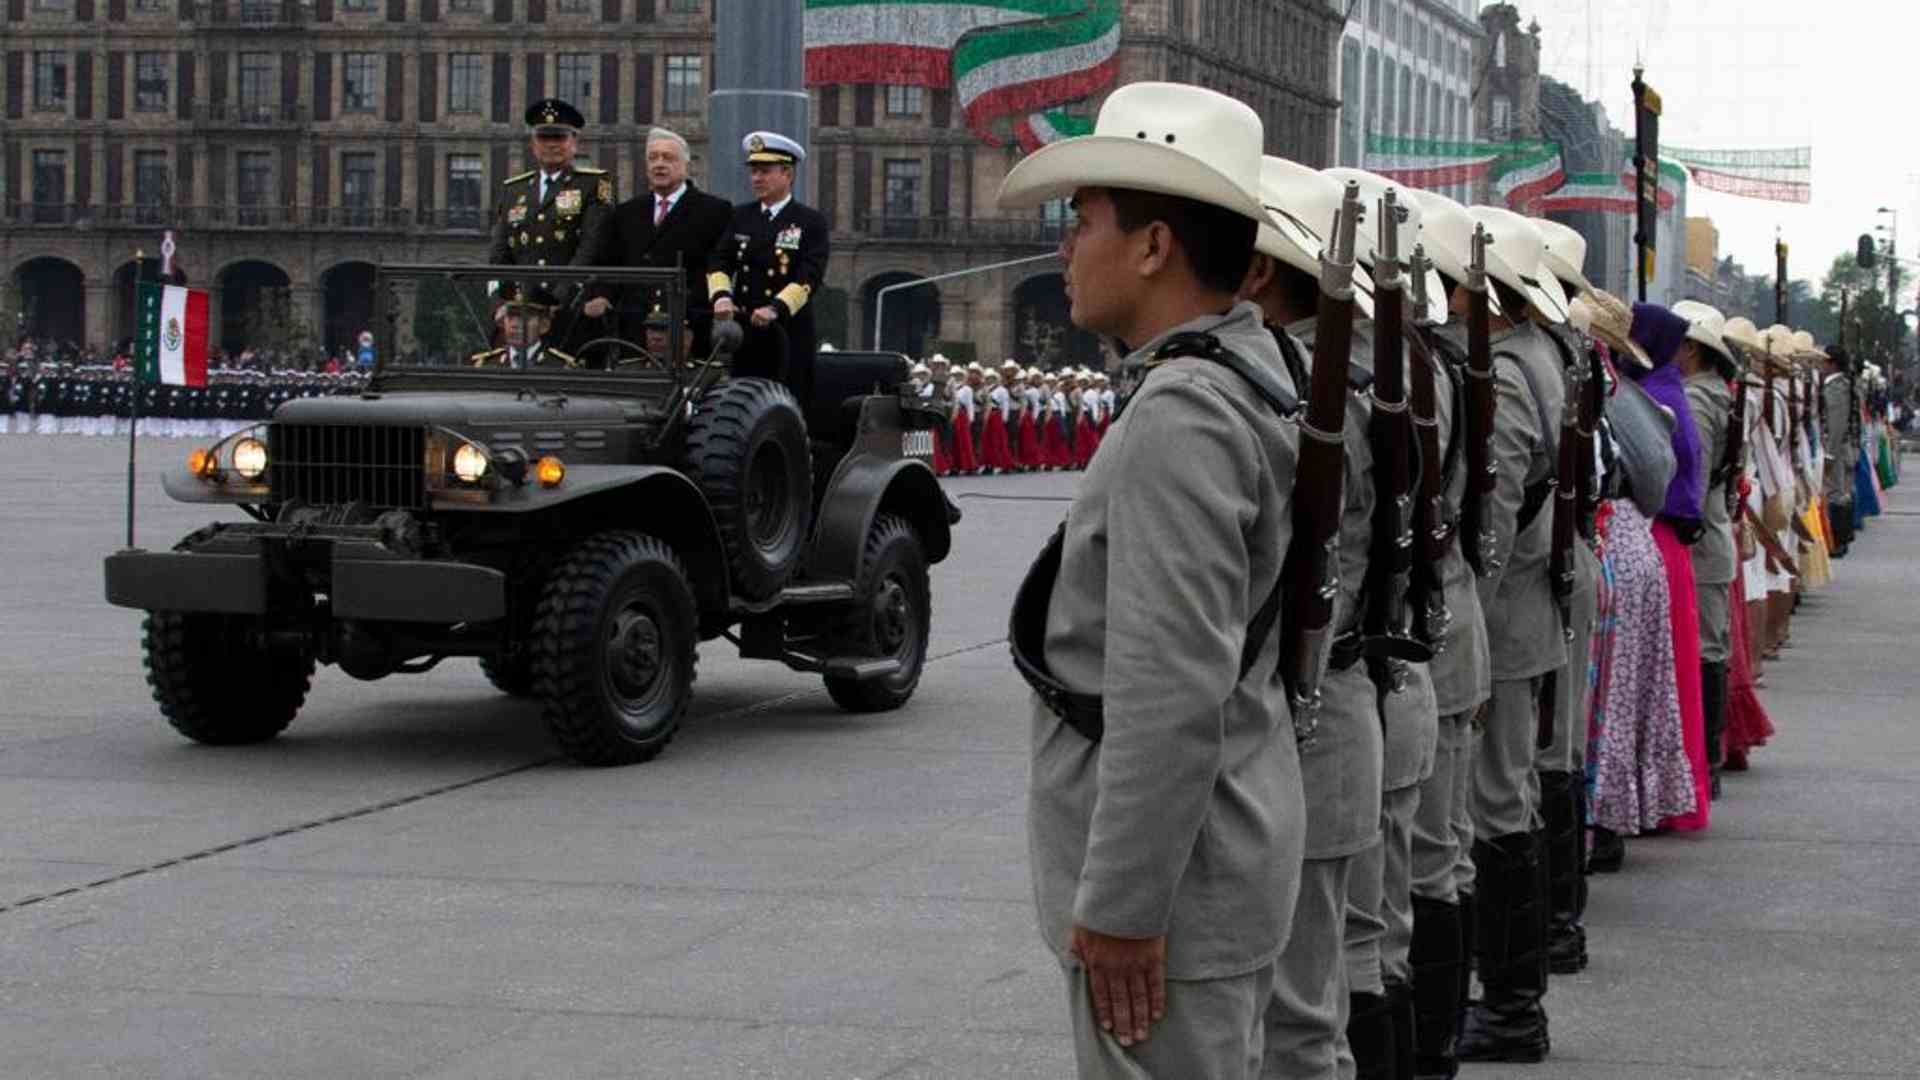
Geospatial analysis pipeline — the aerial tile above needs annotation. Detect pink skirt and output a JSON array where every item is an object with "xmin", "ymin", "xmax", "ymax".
[{"xmin": 1653, "ymin": 519, "xmax": 1711, "ymax": 832}]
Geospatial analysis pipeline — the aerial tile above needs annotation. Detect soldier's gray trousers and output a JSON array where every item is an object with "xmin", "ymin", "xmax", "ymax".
[
  {"xmin": 1344, "ymin": 784, "xmax": 1420, "ymax": 994},
  {"xmin": 1696, "ymin": 579, "xmax": 1732, "ymax": 664},
  {"xmin": 1536, "ymin": 542, "xmax": 1599, "ymax": 775},
  {"xmin": 1473, "ymin": 677, "xmax": 1543, "ymax": 839},
  {"xmin": 1068, "ymin": 962, "xmax": 1274, "ymax": 1079},
  {"xmin": 1413, "ymin": 713, "xmax": 1477, "ymax": 904},
  {"xmin": 1263, "ymin": 855, "xmax": 1355, "ymax": 1080}
]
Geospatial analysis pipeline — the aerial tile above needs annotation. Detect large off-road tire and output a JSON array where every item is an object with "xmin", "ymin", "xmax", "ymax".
[
  {"xmin": 478, "ymin": 653, "xmax": 536, "ymax": 697},
  {"xmin": 824, "ymin": 514, "xmax": 931, "ymax": 713},
  {"xmin": 683, "ymin": 377, "xmax": 812, "ymax": 600},
  {"xmin": 530, "ymin": 531, "xmax": 698, "ymax": 766},
  {"xmin": 143, "ymin": 611, "xmax": 315, "ymax": 745}
]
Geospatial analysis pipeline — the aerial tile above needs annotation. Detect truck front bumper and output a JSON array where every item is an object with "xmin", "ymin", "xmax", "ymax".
[{"xmin": 104, "ymin": 522, "xmax": 506, "ymax": 624}]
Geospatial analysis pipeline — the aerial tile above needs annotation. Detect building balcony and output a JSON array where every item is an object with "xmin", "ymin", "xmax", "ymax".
[
  {"xmin": 182, "ymin": 0, "xmax": 311, "ymax": 25},
  {"xmin": 3, "ymin": 202, "xmax": 462, "ymax": 235},
  {"xmin": 192, "ymin": 102, "xmax": 312, "ymax": 129}
]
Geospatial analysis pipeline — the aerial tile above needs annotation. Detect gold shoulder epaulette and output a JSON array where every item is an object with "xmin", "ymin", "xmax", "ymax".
[
  {"xmin": 549, "ymin": 348, "xmax": 579, "ymax": 369},
  {"xmin": 503, "ymin": 170, "xmax": 537, "ymax": 185},
  {"xmin": 573, "ymin": 166, "xmax": 607, "ymax": 175}
]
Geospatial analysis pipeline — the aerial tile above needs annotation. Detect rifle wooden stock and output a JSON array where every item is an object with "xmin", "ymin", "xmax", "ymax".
[
  {"xmin": 1279, "ymin": 182, "xmax": 1363, "ymax": 740},
  {"xmin": 1724, "ymin": 374, "xmax": 1749, "ymax": 522},
  {"xmin": 1541, "ymin": 357, "xmax": 1582, "ymax": 750},
  {"xmin": 1576, "ymin": 342, "xmax": 1604, "ymax": 540},
  {"xmin": 1459, "ymin": 226, "xmax": 1497, "ymax": 577},
  {"xmin": 1362, "ymin": 192, "xmax": 1427, "ymax": 665},
  {"xmin": 1405, "ymin": 244, "xmax": 1450, "ymax": 655}
]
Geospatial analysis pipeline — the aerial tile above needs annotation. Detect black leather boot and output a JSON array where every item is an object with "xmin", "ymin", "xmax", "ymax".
[
  {"xmin": 1348, "ymin": 990, "xmax": 1397, "ymax": 1080},
  {"xmin": 1455, "ymin": 887, "xmax": 1475, "ymax": 1041},
  {"xmin": 1386, "ymin": 979, "xmax": 1415, "ymax": 1080},
  {"xmin": 1408, "ymin": 897, "xmax": 1462, "ymax": 1079},
  {"xmin": 1540, "ymin": 771, "xmax": 1589, "ymax": 974},
  {"xmin": 1456, "ymin": 832, "xmax": 1551, "ymax": 1063},
  {"xmin": 1701, "ymin": 660, "xmax": 1728, "ymax": 798},
  {"xmin": 1588, "ymin": 824, "xmax": 1625, "ymax": 873}
]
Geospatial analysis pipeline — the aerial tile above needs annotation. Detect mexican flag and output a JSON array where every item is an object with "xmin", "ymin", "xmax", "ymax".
[
  {"xmin": 135, "ymin": 282, "xmax": 210, "ymax": 387},
  {"xmin": 802, "ymin": 0, "xmax": 1120, "ymax": 147}
]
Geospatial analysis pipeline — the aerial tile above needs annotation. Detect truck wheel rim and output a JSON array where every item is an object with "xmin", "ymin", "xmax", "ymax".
[
  {"xmin": 605, "ymin": 604, "xmax": 666, "ymax": 710},
  {"xmin": 746, "ymin": 443, "xmax": 792, "ymax": 553},
  {"xmin": 874, "ymin": 576, "xmax": 913, "ymax": 656}
]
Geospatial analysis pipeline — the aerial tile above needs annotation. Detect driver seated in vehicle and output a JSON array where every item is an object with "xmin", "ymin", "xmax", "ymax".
[
  {"xmin": 643, "ymin": 305, "xmax": 696, "ymax": 368},
  {"xmin": 470, "ymin": 288, "xmax": 579, "ymax": 369}
]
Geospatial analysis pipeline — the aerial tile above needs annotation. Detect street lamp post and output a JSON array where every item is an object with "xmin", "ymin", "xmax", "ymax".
[{"xmin": 1878, "ymin": 207, "xmax": 1901, "ymax": 369}]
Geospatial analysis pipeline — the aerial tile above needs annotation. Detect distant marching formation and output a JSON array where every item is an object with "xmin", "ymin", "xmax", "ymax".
[{"xmin": 909, "ymin": 355, "xmax": 1119, "ymax": 475}]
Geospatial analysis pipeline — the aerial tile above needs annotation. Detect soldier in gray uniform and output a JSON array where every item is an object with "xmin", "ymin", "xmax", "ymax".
[
  {"xmin": 1673, "ymin": 301, "xmax": 1743, "ymax": 797},
  {"xmin": 1454, "ymin": 206, "xmax": 1571, "ymax": 1065},
  {"xmin": 1000, "ymin": 83, "xmax": 1307, "ymax": 1079},
  {"xmin": 1534, "ymin": 219, "xmax": 1604, "ymax": 976},
  {"xmin": 1235, "ymin": 158, "xmax": 1380, "ymax": 1080},
  {"xmin": 1401, "ymin": 188, "xmax": 1493, "ymax": 1080},
  {"xmin": 1822, "ymin": 347, "xmax": 1857, "ymax": 556}
]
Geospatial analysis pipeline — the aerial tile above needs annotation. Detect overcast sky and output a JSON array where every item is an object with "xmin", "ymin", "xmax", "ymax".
[{"xmin": 1511, "ymin": 0, "xmax": 1901, "ymax": 294}]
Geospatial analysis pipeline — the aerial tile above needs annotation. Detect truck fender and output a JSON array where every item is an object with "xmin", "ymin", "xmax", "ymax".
[
  {"xmin": 806, "ymin": 455, "xmax": 954, "ymax": 584},
  {"xmin": 519, "ymin": 466, "xmax": 732, "ymax": 629}
]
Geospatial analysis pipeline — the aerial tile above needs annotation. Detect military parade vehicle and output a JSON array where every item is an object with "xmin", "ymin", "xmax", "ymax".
[{"xmin": 104, "ymin": 265, "xmax": 957, "ymax": 765}]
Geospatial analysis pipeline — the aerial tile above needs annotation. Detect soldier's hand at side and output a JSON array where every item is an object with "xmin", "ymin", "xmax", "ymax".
[
  {"xmin": 713, "ymin": 297, "xmax": 736, "ymax": 321},
  {"xmin": 583, "ymin": 297, "xmax": 611, "ymax": 319},
  {"xmin": 750, "ymin": 305, "xmax": 777, "ymax": 329},
  {"xmin": 1070, "ymin": 925, "xmax": 1166, "ymax": 1048}
]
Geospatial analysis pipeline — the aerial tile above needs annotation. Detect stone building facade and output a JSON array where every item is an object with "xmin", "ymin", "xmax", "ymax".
[
  {"xmin": 2, "ymin": 0, "xmax": 1342, "ymax": 365},
  {"xmin": 1336, "ymin": 0, "xmax": 1481, "ymax": 203}
]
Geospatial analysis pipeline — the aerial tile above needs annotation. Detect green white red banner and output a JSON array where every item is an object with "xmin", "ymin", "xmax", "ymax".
[
  {"xmin": 803, "ymin": 0, "xmax": 1118, "ymax": 147},
  {"xmin": 135, "ymin": 282, "xmax": 209, "ymax": 387},
  {"xmin": 1536, "ymin": 166, "xmax": 1683, "ymax": 215},
  {"xmin": 1363, "ymin": 137, "xmax": 1564, "ymax": 212}
]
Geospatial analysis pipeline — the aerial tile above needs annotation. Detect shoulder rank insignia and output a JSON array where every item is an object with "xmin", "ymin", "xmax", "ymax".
[{"xmin": 504, "ymin": 169, "xmax": 537, "ymax": 186}]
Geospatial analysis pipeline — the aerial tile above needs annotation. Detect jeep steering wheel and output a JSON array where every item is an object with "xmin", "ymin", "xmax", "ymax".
[{"xmin": 576, "ymin": 336, "xmax": 661, "ymax": 371}]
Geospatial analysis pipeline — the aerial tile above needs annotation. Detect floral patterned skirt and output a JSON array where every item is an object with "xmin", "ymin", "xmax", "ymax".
[{"xmin": 1586, "ymin": 500, "xmax": 1697, "ymax": 833}]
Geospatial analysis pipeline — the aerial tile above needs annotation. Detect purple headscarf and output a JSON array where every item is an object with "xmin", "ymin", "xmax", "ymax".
[{"xmin": 1628, "ymin": 302, "xmax": 1703, "ymax": 520}]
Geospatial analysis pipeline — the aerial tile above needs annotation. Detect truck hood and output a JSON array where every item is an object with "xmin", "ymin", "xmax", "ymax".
[{"xmin": 273, "ymin": 391, "xmax": 637, "ymax": 429}]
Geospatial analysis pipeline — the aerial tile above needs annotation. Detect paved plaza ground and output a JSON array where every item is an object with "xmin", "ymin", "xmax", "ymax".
[{"xmin": 1, "ymin": 434, "xmax": 1915, "ymax": 1078}]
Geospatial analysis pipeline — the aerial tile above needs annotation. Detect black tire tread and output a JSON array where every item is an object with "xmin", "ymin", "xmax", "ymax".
[
  {"xmin": 823, "ymin": 513, "xmax": 930, "ymax": 713},
  {"xmin": 530, "ymin": 530, "xmax": 697, "ymax": 766},
  {"xmin": 144, "ymin": 611, "xmax": 314, "ymax": 745},
  {"xmin": 683, "ymin": 377, "xmax": 811, "ymax": 600},
  {"xmin": 478, "ymin": 653, "xmax": 536, "ymax": 697}
]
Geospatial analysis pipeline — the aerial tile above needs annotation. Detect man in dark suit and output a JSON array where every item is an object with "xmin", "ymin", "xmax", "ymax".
[
  {"xmin": 584, "ymin": 126, "xmax": 732, "ymax": 362},
  {"xmin": 708, "ymin": 130, "xmax": 831, "ymax": 406}
]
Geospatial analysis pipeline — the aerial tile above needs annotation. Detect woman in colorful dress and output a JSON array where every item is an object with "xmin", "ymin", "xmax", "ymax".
[
  {"xmin": 979, "ymin": 368, "xmax": 1014, "ymax": 475},
  {"xmin": 1576, "ymin": 294, "xmax": 1695, "ymax": 865},
  {"xmin": 949, "ymin": 369, "xmax": 978, "ymax": 476},
  {"xmin": 1629, "ymin": 301, "xmax": 1712, "ymax": 833},
  {"xmin": 1017, "ymin": 366, "xmax": 1045, "ymax": 471}
]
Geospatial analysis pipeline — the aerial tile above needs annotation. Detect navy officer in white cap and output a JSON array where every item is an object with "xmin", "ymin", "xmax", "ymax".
[{"xmin": 708, "ymin": 130, "xmax": 830, "ymax": 405}]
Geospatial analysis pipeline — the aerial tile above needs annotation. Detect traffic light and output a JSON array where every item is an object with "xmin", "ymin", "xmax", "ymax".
[{"xmin": 1858, "ymin": 233, "xmax": 1879, "ymax": 269}]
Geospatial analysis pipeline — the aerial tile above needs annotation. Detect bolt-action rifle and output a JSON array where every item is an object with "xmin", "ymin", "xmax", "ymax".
[{"xmin": 1279, "ymin": 182, "xmax": 1364, "ymax": 745}]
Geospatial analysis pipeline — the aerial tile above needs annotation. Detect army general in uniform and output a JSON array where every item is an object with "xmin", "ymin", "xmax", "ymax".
[
  {"xmin": 708, "ymin": 131, "xmax": 830, "ymax": 406},
  {"xmin": 487, "ymin": 98, "xmax": 615, "ymax": 352}
]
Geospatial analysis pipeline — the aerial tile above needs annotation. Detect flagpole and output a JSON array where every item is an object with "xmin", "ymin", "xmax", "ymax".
[{"xmin": 126, "ymin": 249, "xmax": 144, "ymax": 551}]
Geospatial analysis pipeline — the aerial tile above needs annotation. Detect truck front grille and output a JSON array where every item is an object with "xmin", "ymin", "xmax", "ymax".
[{"xmin": 269, "ymin": 425, "xmax": 427, "ymax": 509}]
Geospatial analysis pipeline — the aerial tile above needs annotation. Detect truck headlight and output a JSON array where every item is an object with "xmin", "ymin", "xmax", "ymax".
[
  {"xmin": 452, "ymin": 442, "xmax": 490, "ymax": 484},
  {"xmin": 232, "ymin": 437, "xmax": 269, "ymax": 480}
]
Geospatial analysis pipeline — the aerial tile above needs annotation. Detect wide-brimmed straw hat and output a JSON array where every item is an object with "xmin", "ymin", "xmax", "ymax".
[
  {"xmin": 1582, "ymin": 289, "xmax": 1653, "ymax": 370},
  {"xmin": 1322, "ymin": 167, "xmax": 1447, "ymax": 325},
  {"xmin": 1255, "ymin": 157, "xmax": 1375, "ymax": 319},
  {"xmin": 1405, "ymin": 188, "xmax": 1505, "ymax": 320},
  {"xmin": 998, "ymin": 82, "xmax": 1266, "ymax": 222},
  {"xmin": 1790, "ymin": 329, "xmax": 1829, "ymax": 362},
  {"xmin": 1468, "ymin": 207, "xmax": 1569, "ymax": 324},
  {"xmin": 1671, "ymin": 300, "xmax": 1739, "ymax": 375},
  {"xmin": 1534, "ymin": 218, "xmax": 1595, "ymax": 295}
]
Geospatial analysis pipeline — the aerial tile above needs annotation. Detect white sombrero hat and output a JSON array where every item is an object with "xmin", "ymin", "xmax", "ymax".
[
  {"xmin": 1533, "ymin": 218, "xmax": 1595, "ymax": 295},
  {"xmin": 998, "ymin": 82, "xmax": 1266, "ymax": 222},
  {"xmin": 1323, "ymin": 166, "xmax": 1447, "ymax": 325},
  {"xmin": 1467, "ymin": 206, "xmax": 1569, "ymax": 324},
  {"xmin": 1671, "ymin": 300, "xmax": 1738, "ymax": 373},
  {"xmin": 1405, "ymin": 188, "xmax": 1504, "ymax": 320},
  {"xmin": 1256, "ymin": 157, "xmax": 1375, "ymax": 319}
]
